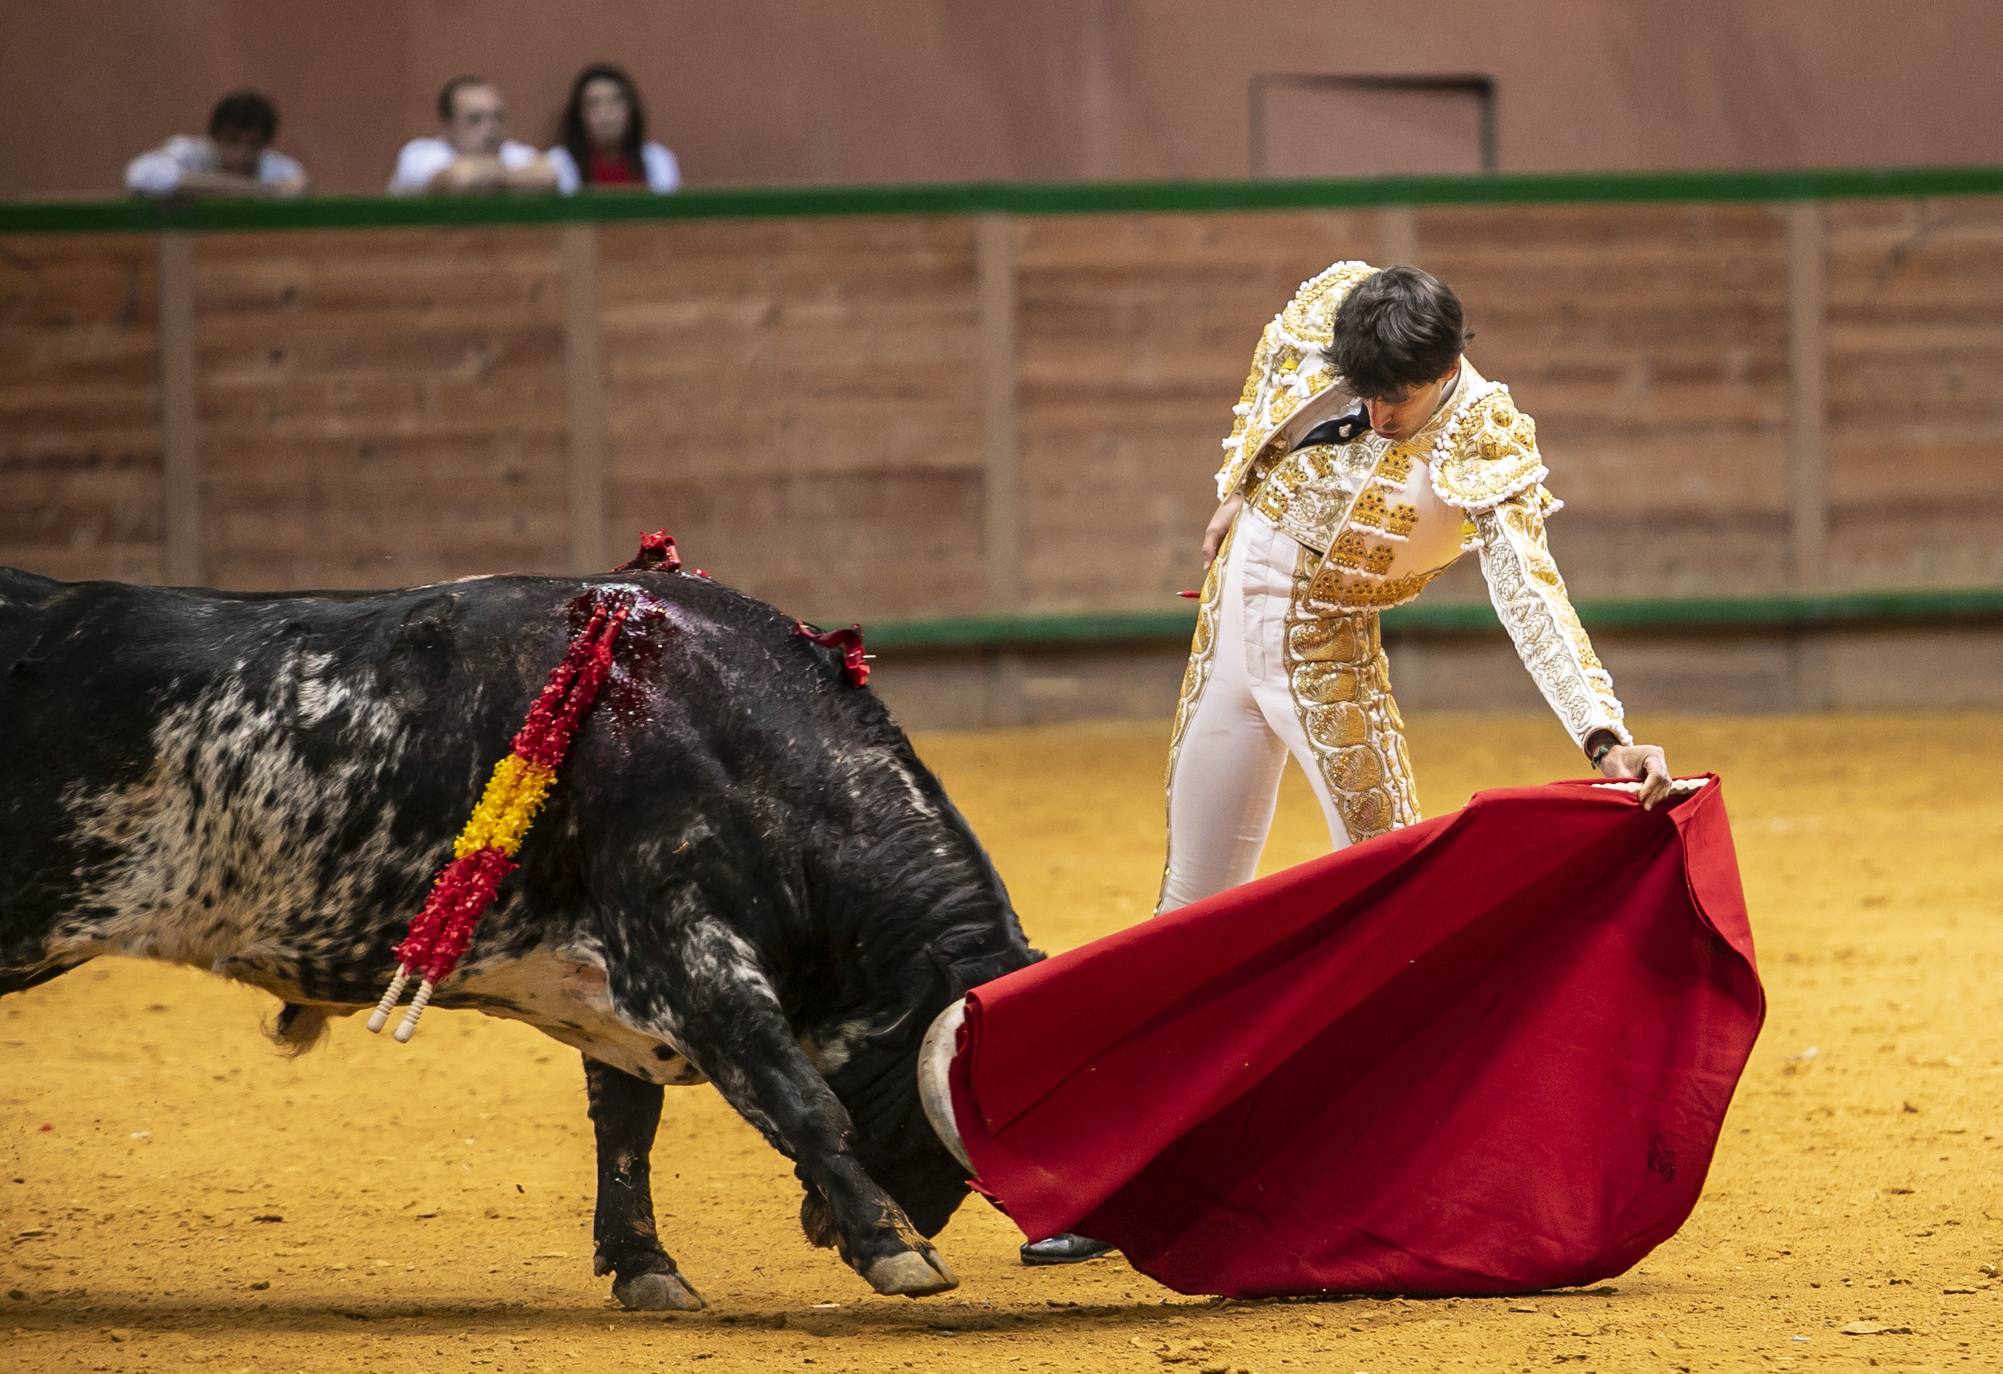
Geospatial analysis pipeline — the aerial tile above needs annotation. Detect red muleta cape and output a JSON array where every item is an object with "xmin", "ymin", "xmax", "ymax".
[{"xmin": 949, "ymin": 777, "xmax": 1762, "ymax": 1297}]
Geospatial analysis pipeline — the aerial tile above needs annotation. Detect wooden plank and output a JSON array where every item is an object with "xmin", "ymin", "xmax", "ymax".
[
  {"xmin": 605, "ymin": 465, "xmax": 986, "ymax": 622},
  {"xmin": 0, "ymin": 235, "xmax": 164, "ymax": 582},
  {"xmin": 1011, "ymin": 203, "xmax": 1802, "ymax": 610},
  {"xmin": 598, "ymin": 215, "xmax": 987, "ymax": 619},
  {"xmin": 9, "ymin": 193, "xmax": 1994, "ymax": 629},
  {"xmin": 562, "ymin": 225, "xmax": 609, "ymax": 573},
  {"xmin": 1820, "ymin": 194, "xmax": 2003, "ymax": 589},
  {"xmin": 977, "ymin": 214, "xmax": 1021, "ymax": 612},
  {"xmin": 192, "ymin": 226, "xmax": 571, "ymax": 590},
  {"xmin": 1822, "ymin": 505, "xmax": 2003, "ymax": 591},
  {"xmin": 158, "ymin": 233, "xmax": 201, "ymax": 586},
  {"xmin": 978, "ymin": 214, "xmax": 1025, "ymax": 725},
  {"xmin": 1417, "ymin": 200, "xmax": 1796, "ymax": 599},
  {"xmin": 1785, "ymin": 201, "xmax": 1829, "ymax": 591},
  {"xmin": 1377, "ymin": 205, "xmax": 1418, "ymax": 266}
]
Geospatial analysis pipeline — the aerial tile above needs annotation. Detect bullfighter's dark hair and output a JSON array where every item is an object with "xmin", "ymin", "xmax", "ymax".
[
  {"xmin": 557, "ymin": 63, "xmax": 649, "ymax": 185},
  {"xmin": 208, "ymin": 91, "xmax": 278, "ymax": 143},
  {"xmin": 437, "ymin": 74, "xmax": 493, "ymax": 122},
  {"xmin": 1332, "ymin": 266, "xmax": 1471, "ymax": 401}
]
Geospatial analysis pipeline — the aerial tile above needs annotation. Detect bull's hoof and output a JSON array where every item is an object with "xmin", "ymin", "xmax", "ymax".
[
  {"xmin": 863, "ymin": 1248, "xmax": 958, "ymax": 1298},
  {"xmin": 613, "ymin": 1269, "xmax": 706, "ymax": 1312}
]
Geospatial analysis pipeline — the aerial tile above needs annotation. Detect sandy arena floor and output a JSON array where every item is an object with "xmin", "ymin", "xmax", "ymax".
[{"xmin": 4, "ymin": 711, "xmax": 2000, "ymax": 1373}]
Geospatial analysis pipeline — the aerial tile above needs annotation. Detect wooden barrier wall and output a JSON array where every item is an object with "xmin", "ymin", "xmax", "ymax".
[{"xmin": 4, "ymin": 195, "xmax": 2002, "ymax": 633}]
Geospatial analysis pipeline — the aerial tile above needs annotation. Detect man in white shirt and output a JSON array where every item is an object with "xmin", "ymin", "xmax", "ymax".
[
  {"xmin": 125, "ymin": 92, "xmax": 308, "ymax": 199},
  {"xmin": 388, "ymin": 76, "xmax": 559, "ymax": 196}
]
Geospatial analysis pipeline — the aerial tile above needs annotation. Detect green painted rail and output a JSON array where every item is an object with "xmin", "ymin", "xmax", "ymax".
[
  {"xmin": 862, "ymin": 588, "xmax": 2003, "ymax": 652},
  {"xmin": 4, "ymin": 165, "xmax": 2002, "ymax": 236}
]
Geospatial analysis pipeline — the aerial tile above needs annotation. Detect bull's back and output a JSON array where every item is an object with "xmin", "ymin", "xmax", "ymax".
[{"xmin": 0, "ymin": 568, "xmax": 908, "ymax": 975}]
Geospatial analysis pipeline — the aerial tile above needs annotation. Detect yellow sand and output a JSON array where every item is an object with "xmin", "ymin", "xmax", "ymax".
[{"xmin": 4, "ymin": 712, "xmax": 2000, "ymax": 1373}]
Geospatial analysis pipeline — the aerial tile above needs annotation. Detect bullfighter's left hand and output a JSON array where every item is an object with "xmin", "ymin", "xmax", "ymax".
[{"xmin": 1598, "ymin": 742, "xmax": 1673, "ymax": 809}]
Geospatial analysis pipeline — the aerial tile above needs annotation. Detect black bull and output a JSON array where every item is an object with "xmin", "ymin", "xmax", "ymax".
[{"xmin": 0, "ymin": 565, "xmax": 1038, "ymax": 1308}]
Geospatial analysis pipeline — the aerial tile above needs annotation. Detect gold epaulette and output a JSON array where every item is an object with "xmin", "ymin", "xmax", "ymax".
[{"xmin": 1427, "ymin": 388, "xmax": 1549, "ymax": 513}]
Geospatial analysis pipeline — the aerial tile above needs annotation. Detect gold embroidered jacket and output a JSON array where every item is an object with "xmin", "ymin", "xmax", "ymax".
[{"xmin": 1213, "ymin": 263, "xmax": 1632, "ymax": 752}]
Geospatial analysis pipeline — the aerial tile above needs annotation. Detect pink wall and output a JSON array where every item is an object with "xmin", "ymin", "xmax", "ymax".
[{"xmin": 2, "ymin": 0, "xmax": 2000, "ymax": 197}]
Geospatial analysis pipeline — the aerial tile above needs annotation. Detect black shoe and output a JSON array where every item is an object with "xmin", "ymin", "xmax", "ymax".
[{"xmin": 1018, "ymin": 1232, "xmax": 1116, "ymax": 1266}]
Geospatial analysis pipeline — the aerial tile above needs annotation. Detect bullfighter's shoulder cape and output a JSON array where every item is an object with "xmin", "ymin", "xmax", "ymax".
[{"xmin": 947, "ymin": 776, "xmax": 1761, "ymax": 1297}]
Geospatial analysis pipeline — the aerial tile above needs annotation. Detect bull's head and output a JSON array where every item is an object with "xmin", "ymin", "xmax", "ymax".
[{"xmin": 815, "ymin": 924, "xmax": 1037, "ymax": 1239}]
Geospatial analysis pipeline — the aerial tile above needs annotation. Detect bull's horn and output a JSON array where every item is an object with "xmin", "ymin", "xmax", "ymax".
[{"xmin": 915, "ymin": 999, "xmax": 972, "ymax": 1173}]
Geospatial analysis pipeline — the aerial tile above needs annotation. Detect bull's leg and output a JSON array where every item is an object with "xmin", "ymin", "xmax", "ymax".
[
  {"xmin": 583, "ymin": 1057, "xmax": 705, "ymax": 1312},
  {"xmin": 699, "ymin": 1014, "xmax": 957, "ymax": 1297},
  {"xmin": 607, "ymin": 920, "xmax": 955, "ymax": 1298}
]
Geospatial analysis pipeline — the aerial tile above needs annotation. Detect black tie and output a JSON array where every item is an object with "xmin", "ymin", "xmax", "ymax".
[{"xmin": 1294, "ymin": 405, "xmax": 1371, "ymax": 450}]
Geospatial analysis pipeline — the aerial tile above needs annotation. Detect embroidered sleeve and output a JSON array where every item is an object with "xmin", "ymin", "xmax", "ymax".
[
  {"xmin": 1214, "ymin": 322, "xmax": 1278, "ymax": 500},
  {"xmin": 1430, "ymin": 390, "xmax": 1549, "ymax": 513},
  {"xmin": 1473, "ymin": 490, "xmax": 1632, "ymax": 753}
]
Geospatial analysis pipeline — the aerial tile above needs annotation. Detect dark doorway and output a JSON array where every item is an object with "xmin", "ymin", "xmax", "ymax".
[{"xmin": 1249, "ymin": 74, "xmax": 1498, "ymax": 177}]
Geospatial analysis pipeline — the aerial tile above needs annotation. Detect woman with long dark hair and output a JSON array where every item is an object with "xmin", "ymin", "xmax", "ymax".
[{"xmin": 548, "ymin": 63, "xmax": 681, "ymax": 194}]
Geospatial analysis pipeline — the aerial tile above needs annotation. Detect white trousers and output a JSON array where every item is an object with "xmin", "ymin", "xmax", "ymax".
[{"xmin": 1159, "ymin": 514, "xmax": 1354, "ymax": 912}]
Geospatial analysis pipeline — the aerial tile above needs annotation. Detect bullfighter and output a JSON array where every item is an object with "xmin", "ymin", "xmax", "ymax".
[{"xmin": 1022, "ymin": 262, "xmax": 1677, "ymax": 1265}]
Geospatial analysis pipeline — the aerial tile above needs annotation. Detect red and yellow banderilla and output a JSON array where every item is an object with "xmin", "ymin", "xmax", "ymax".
[{"xmin": 367, "ymin": 592, "xmax": 631, "ymax": 1042}]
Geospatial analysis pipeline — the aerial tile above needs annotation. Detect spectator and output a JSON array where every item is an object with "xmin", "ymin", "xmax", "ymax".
[
  {"xmin": 547, "ymin": 63, "xmax": 681, "ymax": 195},
  {"xmin": 389, "ymin": 75, "xmax": 558, "ymax": 195},
  {"xmin": 125, "ymin": 91, "xmax": 308, "ymax": 199}
]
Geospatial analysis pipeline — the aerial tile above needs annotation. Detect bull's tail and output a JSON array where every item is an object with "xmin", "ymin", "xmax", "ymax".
[
  {"xmin": 0, "ymin": 959, "xmax": 89, "ymax": 1000},
  {"xmin": 264, "ymin": 1001, "xmax": 335, "ymax": 1056}
]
